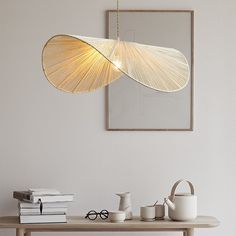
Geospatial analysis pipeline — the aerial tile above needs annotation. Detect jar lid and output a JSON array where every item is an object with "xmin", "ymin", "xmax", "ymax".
[
  {"xmin": 175, "ymin": 192, "xmax": 193, "ymax": 196},
  {"xmin": 109, "ymin": 211, "xmax": 126, "ymax": 215}
]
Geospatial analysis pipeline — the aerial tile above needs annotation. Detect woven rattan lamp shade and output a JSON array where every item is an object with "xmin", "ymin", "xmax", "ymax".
[{"xmin": 42, "ymin": 35, "xmax": 190, "ymax": 93}]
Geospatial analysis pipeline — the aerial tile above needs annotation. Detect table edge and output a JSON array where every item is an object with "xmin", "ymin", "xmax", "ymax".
[{"xmin": 0, "ymin": 216, "xmax": 220, "ymax": 230}]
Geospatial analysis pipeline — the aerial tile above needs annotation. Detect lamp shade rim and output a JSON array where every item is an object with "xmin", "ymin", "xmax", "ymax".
[{"xmin": 42, "ymin": 34, "xmax": 190, "ymax": 93}]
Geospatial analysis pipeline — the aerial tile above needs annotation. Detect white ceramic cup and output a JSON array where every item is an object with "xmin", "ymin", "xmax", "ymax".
[
  {"xmin": 155, "ymin": 204, "xmax": 165, "ymax": 220},
  {"xmin": 140, "ymin": 206, "xmax": 155, "ymax": 221},
  {"xmin": 109, "ymin": 211, "xmax": 126, "ymax": 223}
]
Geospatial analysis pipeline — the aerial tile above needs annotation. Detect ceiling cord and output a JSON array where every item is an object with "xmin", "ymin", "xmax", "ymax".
[{"xmin": 116, "ymin": 0, "xmax": 120, "ymax": 40}]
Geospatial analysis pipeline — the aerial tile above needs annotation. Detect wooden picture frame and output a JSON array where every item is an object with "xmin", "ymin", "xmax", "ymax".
[{"xmin": 106, "ymin": 10, "xmax": 194, "ymax": 131}]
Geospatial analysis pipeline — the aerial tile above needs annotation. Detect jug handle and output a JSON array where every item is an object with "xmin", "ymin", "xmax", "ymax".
[{"xmin": 170, "ymin": 179, "xmax": 195, "ymax": 199}]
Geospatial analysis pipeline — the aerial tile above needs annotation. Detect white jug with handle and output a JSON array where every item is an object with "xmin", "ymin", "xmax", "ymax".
[
  {"xmin": 116, "ymin": 192, "xmax": 132, "ymax": 220},
  {"xmin": 165, "ymin": 180, "xmax": 197, "ymax": 221}
]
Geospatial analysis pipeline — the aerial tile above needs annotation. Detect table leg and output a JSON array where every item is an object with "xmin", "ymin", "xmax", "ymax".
[
  {"xmin": 186, "ymin": 229, "xmax": 194, "ymax": 236},
  {"xmin": 25, "ymin": 231, "xmax": 31, "ymax": 236},
  {"xmin": 16, "ymin": 228, "xmax": 25, "ymax": 236}
]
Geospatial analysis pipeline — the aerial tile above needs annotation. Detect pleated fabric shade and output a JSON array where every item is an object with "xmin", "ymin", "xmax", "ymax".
[{"xmin": 42, "ymin": 35, "xmax": 190, "ymax": 93}]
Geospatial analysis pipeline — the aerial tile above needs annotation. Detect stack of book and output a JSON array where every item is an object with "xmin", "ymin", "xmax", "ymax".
[{"xmin": 13, "ymin": 189, "xmax": 74, "ymax": 224}]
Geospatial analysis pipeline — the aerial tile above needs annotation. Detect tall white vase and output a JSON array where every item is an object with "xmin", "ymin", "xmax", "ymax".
[{"xmin": 116, "ymin": 192, "xmax": 132, "ymax": 220}]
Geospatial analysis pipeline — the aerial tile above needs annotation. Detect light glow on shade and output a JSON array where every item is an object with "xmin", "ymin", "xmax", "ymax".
[
  {"xmin": 113, "ymin": 59, "xmax": 122, "ymax": 69},
  {"xmin": 42, "ymin": 35, "xmax": 190, "ymax": 93}
]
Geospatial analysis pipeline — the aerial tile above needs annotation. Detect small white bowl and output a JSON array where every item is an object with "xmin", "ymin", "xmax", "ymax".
[
  {"xmin": 109, "ymin": 211, "xmax": 126, "ymax": 223},
  {"xmin": 140, "ymin": 206, "xmax": 156, "ymax": 221}
]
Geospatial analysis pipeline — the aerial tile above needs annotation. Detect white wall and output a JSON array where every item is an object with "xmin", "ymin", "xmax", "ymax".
[{"xmin": 0, "ymin": 0, "xmax": 235, "ymax": 236}]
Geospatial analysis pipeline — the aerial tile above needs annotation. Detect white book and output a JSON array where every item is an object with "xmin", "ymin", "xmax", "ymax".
[
  {"xmin": 20, "ymin": 214, "xmax": 67, "ymax": 224},
  {"xmin": 14, "ymin": 191, "xmax": 74, "ymax": 203},
  {"xmin": 13, "ymin": 191, "xmax": 74, "ymax": 203},
  {"xmin": 31, "ymin": 194, "xmax": 74, "ymax": 203},
  {"xmin": 19, "ymin": 201, "xmax": 68, "ymax": 209},
  {"xmin": 29, "ymin": 189, "xmax": 60, "ymax": 196},
  {"xmin": 20, "ymin": 207, "xmax": 67, "ymax": 215}
]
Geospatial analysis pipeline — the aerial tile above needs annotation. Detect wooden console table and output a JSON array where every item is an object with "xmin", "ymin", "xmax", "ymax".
[{"xmin": 0, "ymin": 216, "xmax": 219, "ymax": 236}]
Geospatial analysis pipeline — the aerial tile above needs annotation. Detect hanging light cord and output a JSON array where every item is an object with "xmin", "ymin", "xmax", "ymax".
[{"xmin": 116, "ymin": 0, "xmax": 120, "ymax": 40}]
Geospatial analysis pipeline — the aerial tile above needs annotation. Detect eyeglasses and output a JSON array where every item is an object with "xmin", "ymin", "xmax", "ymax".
[{"xmin": 85, "ymin": 210, "xmax": 109, "ymax": 220}]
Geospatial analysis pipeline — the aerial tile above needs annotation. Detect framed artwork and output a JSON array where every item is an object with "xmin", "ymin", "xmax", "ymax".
[{"xmin": 106, "ymin": 10, "xmax": 194, "ymax": 131}]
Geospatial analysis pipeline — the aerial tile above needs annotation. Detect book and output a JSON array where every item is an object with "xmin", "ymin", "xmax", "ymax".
[
  {"xmin": 20, "ymin": 207, "xmax": 67, "ymax": 215},
  {"xmin": 14, "ymin": 191, "xmax": 31, "ymax": 202},
  {"xmin": 13, "ymin": 191, "xmax": 74, "ymax": 203},
  {"xmin": 19, "ymin": 201, "xmax": 68, "ymax": 209},
  {"xmin": 20, "ymin": 214, "xmax": 67, "ymax": 224},
  {"xmin": 29, "ymin": 188, "xmax": 61, "ymax": 196}
]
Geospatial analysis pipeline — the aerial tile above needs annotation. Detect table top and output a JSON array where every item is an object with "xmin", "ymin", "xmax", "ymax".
[{"xmin": 0, "ymin": 216, "xmax": 220, "ymax": 231}]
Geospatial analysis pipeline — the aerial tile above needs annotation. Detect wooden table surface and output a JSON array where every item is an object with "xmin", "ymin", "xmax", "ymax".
[
  {"xmin": 0, "ymin": 216, "xmax": 220, "ymax": 236},
  {"xmin": 0, "ymin": 216, "xmax": 219, "ymax": 230}
]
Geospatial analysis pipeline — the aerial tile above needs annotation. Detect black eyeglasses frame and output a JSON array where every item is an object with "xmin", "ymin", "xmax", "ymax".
[{"xmin": 85, "ymin": 209, "xmax": 109, "ymax": 220}]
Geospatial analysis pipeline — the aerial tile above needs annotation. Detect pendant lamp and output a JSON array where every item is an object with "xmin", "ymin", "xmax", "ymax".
[{"xmin": 42, "ymin": 0, "xmax": 190, "ymax": 93}]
